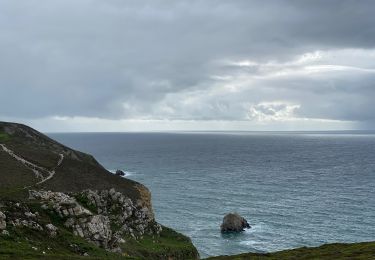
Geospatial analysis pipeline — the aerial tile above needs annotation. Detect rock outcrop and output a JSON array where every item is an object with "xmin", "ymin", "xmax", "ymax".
[
  {"xmin": 45, "ymin": 223, "xmax": 58, "ymax": 237},
  {"xmin": 28, "ymin": 189, "xmax": 161, "ymax": 252},
  {"xmin": 220, "ymin": 213, "xmax": 251, "ymax": 232},
  {"xmin": 0, "ymin": 211, "xmax": 6, "ymax": 230}
]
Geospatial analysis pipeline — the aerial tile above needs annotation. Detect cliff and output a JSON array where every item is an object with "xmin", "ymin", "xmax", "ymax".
[{"xmin": 0, "ymin": 122, "xmax": 199, "ymax": 259}]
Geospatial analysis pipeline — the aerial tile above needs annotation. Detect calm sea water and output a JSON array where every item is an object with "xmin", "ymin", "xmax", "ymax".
[{"xmin": 49, "ymin": 132, "xmax": 375, "ymax": 258}]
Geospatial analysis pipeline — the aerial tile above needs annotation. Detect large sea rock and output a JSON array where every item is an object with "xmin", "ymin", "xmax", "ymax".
[{"xmin": 220, "ymin": 213, "xmax": 251, "ymax": 232}]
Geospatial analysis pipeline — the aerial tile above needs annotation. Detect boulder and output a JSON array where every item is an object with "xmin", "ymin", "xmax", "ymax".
[
  {"xmin": 0, "ymin": 211, "xmax": 6, "ymax": 230},
  {"xmin": 220, "ymin": 213, "xmax": 251, "ymax": 232},
  {"xmin": 115, "ymin": 170, "xmax": 125, "ymax": 176},
  {"xmin": 85, "ymin": 215, "xmax": 112, "ymax": 248},
  {"xmin": 46, "ymin": 223, "xmax": 58, "ymax": 237},
  {"xmin": 1, "ymin": 230, "xmax": 9, "ymax": 236}
]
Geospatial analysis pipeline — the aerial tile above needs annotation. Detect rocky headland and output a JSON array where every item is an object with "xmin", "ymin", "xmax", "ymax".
[{"xmin": 0, "ymin": 121, "xmax": 198, "ymax": 259}]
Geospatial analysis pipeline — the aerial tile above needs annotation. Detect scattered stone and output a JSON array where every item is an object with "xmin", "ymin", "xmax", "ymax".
[
  {"xmin": 220, "ymin": 213, "xmax": 251, "ymax": 232},
  {"xmin": 24, "ymin": 212, "xmax": 37, "ymax": 219},
  {"xmin": 45, "ymin": 223, "xmax": 58, "ymax": 237},
  {"xmin": 110, "ymin": 247, "xmax": 122, "ymax": 253},
  {"xmin": 0, "ymin": 211, "xmax": 6, "ymax": 230},
  {"xmin": 21, "ymin": 220, "xmax": 44, "ymax": 231},
  {"xmin": 1, "ymin": 230, "xmax": 9, "ymax": 236},
  {"xmin": 64, "ymin": 218, "xmax": 75, "ymax": 228}
]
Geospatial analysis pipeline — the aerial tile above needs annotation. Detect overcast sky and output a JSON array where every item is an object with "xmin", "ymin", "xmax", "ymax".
[{"xmin": 1, "ymin": 0, "xmax": 375, "ymax": 132}]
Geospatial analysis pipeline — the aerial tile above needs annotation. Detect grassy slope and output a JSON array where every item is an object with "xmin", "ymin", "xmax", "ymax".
[
  {"xmin": 122, "ymin": 226, "xmax": 199, "ymax": 259},
  {"xmin": 0, "ymin": 229, "xmax": 197, "ymax": 260},
  {"xmin": 206, "ymin": 242, "xmax": 375, "ymax": 260},
  {"xmin": 0, "ymin": 122, "xmax": 145, "ymax": 203},
  {"xmin": 0, "ymin": 133, "xmax": 9, "ymax": 142},
  {"xmin": 0, "ymin": 228, "xmax": 125, "ymax": 260},
  {"xmin": 0, "ymin": 151, "xmax": 36, "ymax": 200}
]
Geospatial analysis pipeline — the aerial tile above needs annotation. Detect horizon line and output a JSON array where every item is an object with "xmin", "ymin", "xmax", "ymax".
[{"xmin": 45, "ymin": 129, "xmax": 375, "ymax": 134}]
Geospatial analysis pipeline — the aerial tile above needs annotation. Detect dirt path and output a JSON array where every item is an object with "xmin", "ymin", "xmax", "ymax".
[{"xmin": 0, "ymin": 143, "xmax": 63, "ymax": 185}]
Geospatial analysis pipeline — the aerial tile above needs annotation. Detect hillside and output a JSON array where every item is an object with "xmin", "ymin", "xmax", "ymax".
[
  {"xmin": 207, "ymin": 241, "xmax": 375, "ymax": 260},
  {"xmin": 0, "ymin": 122, "xmax": 149, "ymax": 205},
  {"xmin": 0, "ymin": 121, "xmax": 199, "ymax": 259}
]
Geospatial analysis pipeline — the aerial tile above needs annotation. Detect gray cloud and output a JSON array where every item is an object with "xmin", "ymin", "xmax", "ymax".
[{"xmin": 0, "ymin": 0, "xmax": 375, "ymax": 129}]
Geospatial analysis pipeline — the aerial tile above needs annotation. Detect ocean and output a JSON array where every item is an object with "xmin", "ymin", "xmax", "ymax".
[{"xmin": 49, "ymin": 132, "xmax": 375, "ymax": 258}]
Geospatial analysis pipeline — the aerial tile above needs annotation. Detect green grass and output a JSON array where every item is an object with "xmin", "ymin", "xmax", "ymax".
[
  {"xmin": 5, "ymin": 143, "xmax": 60, "ymax": 170},
  {"xmin": 0, "ymin": 187, "xmax": 29, "ymax": 201},
  {"xmin": 121, "ymin": 226, "xmax": 199, "ymax": 259},
  {"xmin": 0, "ymin": 226, "xmax": 132, "ymax": 260},
  {"xmin": 0, "ymin": 224, "xmax": 198, "ymax": 260},
  {"xmin": 0, "ymin": 151, "xmax": 38, "ymax": 200},
  {"xmin": 206, "ymin": 241, "xmax": 375, "ymax": 260},
  {"xmin": 73, "ymin": 194, "xmax": 98, "ymax": 214},
  {"xmin": 0, "ymin": 225, "xmax": 198, "ymax": 260},
  {"xmin": 0, "ymin": 132, "xmax": 10, "ymax": 142}
]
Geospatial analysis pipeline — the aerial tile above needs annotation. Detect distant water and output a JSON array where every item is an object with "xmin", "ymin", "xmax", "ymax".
[{"xmin": 49, "ymin": 132, "xmax": 375, "ymax": 258}]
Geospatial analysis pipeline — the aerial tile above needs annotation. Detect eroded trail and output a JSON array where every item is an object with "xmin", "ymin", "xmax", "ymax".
[{"xmin": 0, "ymin": 143, "xmax": 63, "ymax": 185}]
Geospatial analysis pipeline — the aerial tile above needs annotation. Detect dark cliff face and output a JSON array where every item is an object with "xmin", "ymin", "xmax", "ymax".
[{"xmin": 0, "ymin": 121, "xmax": 152, "ymax": 211}]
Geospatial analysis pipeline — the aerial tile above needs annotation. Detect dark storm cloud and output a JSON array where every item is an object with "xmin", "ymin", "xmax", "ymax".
[{"xmin": 0, "ymin": 0, "xmax": 375, "ymax": 127}]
